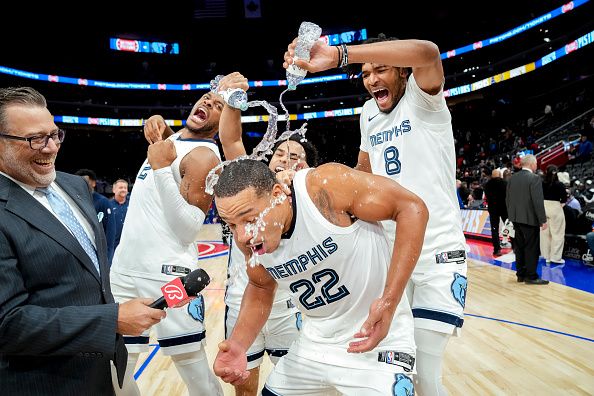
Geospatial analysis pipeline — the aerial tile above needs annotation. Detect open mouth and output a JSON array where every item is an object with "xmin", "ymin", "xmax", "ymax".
[
  {"xmin": 274, "ymin": 166, "xmax": 285, "ymax": 173},
  {"xmin": 250, "ymin": 243, "xmax": 266, "ymax": 255},
  {"xmin": 191, "ymin": 107, "xmax": 207, "ymax": 123},
  {"xmin": 33, "ymin": 159, "xmax": 54, "ymax": 169},
  {"xmin": 373, "ymin": 88, "xmax": 390, "ymax": 105}
]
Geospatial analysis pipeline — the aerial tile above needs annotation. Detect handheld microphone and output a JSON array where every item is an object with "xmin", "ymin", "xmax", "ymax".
[{"xmin": 149, "ymin": 268, "xmax": 211, "ymax": 309}]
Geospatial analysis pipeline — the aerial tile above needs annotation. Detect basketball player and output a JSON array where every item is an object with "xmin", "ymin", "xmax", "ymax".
[
  {"xmin": 284, "ymin": 35, "xmax": 468, "ymax": 395},
  {"xmin": 218, "ymin": 104, "xmax": 319, "ymax": 395},
  {"xmin": 109, "ymin": 72, "xmax": 248, "ymax": 396},
  {"xmin": 213, "ymin": 159, "xmax": 428, "ymax": 395}
]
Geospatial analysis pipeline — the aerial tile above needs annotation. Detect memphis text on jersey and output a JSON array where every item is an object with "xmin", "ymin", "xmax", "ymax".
[
  {"xmin": 265, "ymin": 237, "xmax": 338, "ymax": 280},
  {"xmin": 368, "ymin": 120, "xmax": 411, "ymax": 148}
]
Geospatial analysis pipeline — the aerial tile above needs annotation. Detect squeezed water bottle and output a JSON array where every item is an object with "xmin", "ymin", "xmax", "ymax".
[
  {"xmin": 209, "ymin": 75, "xmax": 248, "ymax": 111},
  {"xmin": 286, "ymin": 21, "xmax": 322, "ymax": 90}
]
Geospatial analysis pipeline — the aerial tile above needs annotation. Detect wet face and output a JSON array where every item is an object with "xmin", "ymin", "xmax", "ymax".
[
  {"xmin": 361, "ymin": 63, "xmax": 407, "ymax": 113},
  {"xmin": 269, "ymin": 140, "xmax": 308, "ymax": 173},
  {"xmin": 186, "ymin": 92, "xmax": 225, "ymax": 136},
  {"xmin": 0, "ymin": 105, "xmax": 60, "ymax": 188},
  {"xmin": 113, "ymin": 181, "xmax": 128, "ymax": 200},
  {"xmin": 216, "ymin": 186, "xmax": 287, "ymax": 257}
]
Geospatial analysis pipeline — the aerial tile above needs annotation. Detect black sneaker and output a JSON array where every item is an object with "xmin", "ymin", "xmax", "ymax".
[{"xmin": 525, "ymin": 278, "xmax": 549, "ymax": 285}]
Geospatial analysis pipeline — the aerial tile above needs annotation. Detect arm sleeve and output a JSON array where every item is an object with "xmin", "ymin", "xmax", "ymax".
[
  {"xmin": 406, "ymin": 74, "xmax": 451, "ymax": 126},
  {"xmin": 153, "ymin": 167, "xmax": 206, "ymax": 245},
  {"xmin": 531, "ymin": 178, "xmax": 547, "ymax": 225},
  {"xmin": 0, "ymin": 231, "xmax": 119, "ymax": 356}
]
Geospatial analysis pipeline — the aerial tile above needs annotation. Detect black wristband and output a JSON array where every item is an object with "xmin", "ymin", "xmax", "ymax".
[
  {"xmin": 339, "ymin": 43, "xmax": 349, "ymax": 68},
  {"xmin": 335, "ymin": 45, "xmax": 342, "ymax": 68}
]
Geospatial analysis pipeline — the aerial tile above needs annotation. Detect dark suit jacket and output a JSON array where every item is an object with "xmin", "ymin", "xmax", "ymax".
[
  {"xmin": 506, "ymin": 169, "xmax": 547, "ymax": 227},
  {"xmin": 0, "ymin": 172, "xmax": 126, "ymax": 395},
  {"xmin": 483, "ymin": 177, "xmax": 507, "ymax": 215}
]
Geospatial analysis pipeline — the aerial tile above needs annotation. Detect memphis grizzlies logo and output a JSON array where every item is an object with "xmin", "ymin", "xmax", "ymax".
[
  {"xmin": 392, "ymin": 373, "xmax": 414, "ymax": 396},
  {"xmin": 295, "ymin": 312, "xmax": 302, "ymax": 331},
  {"xmin": 451, "ymin": 273, "xmax": 468, "ymax": 308},
  {"xmin": 187, "ymin": 295, "xmax": 205, "ymax": 322}
]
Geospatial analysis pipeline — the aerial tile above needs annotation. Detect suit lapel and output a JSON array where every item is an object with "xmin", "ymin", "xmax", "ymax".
[
  {"xmin": 56, "ymin": 176, "xmax": 111, "ymax": 281},
  {"xmin": 1, "ymin": 175, "xmax": 101, "ymax": 284}
]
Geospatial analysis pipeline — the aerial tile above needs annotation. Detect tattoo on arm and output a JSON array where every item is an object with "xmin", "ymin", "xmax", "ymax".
[{"xmin": 314, "ymin": 189, "xmax": 342, "ymax": 225}]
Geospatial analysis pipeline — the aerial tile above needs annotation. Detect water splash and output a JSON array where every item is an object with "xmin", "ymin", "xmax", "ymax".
[
  {"xmin": 244, "ymin": 193, "xmax": 288, "ymax": 268},
  {"xmin": 205, "ymin": 97, "xmax": 308, "ymax": 194}
]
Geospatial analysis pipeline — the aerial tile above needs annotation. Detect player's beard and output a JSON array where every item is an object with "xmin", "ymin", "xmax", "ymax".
[{"xmin": 186, "ymin": 120, "xmax": 218, "ymax": 138}]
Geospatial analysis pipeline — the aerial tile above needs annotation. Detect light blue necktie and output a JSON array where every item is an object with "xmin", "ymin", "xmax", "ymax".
[{"xmin": 38, "ymin": 186, "xmax": 100, "ymax": 275}]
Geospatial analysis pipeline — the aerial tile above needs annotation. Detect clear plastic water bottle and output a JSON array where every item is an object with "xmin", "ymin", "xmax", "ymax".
[
  {"xmin": 209, "ymin": 75, "xmax": 248, "ymax": 111},
  {"xmin": 286, "ymin": 21, "xmax": 322, "ymax": 90}
]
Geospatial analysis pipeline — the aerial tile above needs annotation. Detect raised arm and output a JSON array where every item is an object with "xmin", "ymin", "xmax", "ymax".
[
  {"xmin": 307, "ymin": 163, "xmax": 428, "ymax": 351},
  {"xmin": 144, "ymin": 114, "xmax": 175, "ymax": 144},
  {"xmin": 284, "ymin": 38, "xmax": 444, "ymax": 95},
  {"xmin": 217, "ymin": 72, "xmax": 249, "ymax": 160},
  {"xmin": 148, "ymin": 141, "xmax": 220, "ymax": 244}
]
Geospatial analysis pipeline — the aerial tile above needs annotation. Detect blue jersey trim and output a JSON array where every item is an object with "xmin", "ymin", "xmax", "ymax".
[
  {"xmin": 157, "ymin": 331, "xmax": 206, "ymax": 347},
  {"xmin": 412, "ymin": 308, "xmax": 464, "ymax": 327},
  {"xmin": 176, "ymin": 136, "xmax": 216, "ymax": 143}
]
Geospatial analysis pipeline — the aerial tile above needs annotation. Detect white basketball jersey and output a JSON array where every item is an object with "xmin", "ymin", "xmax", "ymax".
[
  {"xmin": 111, "ymin": 132, "xmax": 221, "ymax": 281},
  {"xmin": 360, "ymin": 74, "xmax": 466, "ymax": 272},
  {"xmin": 255, "ymin": 169, "xmax": 415, "ymax": 370},
  {"xmin": 226, "ymin": 240, "xmax": 298, "ymax": 318}
]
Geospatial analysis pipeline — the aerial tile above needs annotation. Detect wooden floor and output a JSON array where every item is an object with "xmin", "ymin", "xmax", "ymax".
[{"xmin": 136, "ymin": 224, "xmax": 594, "ymax": 395}]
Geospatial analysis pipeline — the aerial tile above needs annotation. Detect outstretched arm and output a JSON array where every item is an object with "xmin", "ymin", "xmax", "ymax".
[
  {"xmin": 307, "ymin": 163, "xmax": 428, "ymax": 352},
  {"xmin": 284, "ymin": 38, "xmax": 443, "ymax": 95}
]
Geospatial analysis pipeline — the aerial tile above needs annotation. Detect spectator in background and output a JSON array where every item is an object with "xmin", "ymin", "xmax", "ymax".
[
  {"xmin": 458, "ymin": 180, "xmax": 471, "ymax": 207},
  {"xmin": 484, "ymin": 169, "xmax": 508, "ymax": 256},
  {"xmin": 75, "ymin": 168, "xmax": 116, "ymax": 261},
  {"xmin": 110, "ymin": 179, "xmax": 129, "ymax": 262},
  {"xmin": 456, "ymin": 179, "xmax": 465, "ymax": 208},
  {"xmin": 506, "ymin": 155, "xmax": 549, "ymax": 285},
  {"xmin": 569, "ymin": 133, "xmax": 592, "ymax": 164},
  {"xmin": 468, "ymin": 180, "xmax": 484, "ymax": 208},
  {"xmin": 540, "ymin": 165, "xmax": 568, "ymax": 264}
]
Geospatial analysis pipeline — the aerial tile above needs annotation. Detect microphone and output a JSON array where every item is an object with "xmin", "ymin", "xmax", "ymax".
[{"xmin": 149, "ymin": 268, "xmax": 211, "ymax": 309}]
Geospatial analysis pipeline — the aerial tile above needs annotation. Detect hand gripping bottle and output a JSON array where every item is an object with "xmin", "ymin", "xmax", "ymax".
[
  {"xmin": 286, "ymin": 21, "xmax": 322, "ymax": 90},
  {"xmin": 209, "ymin": 75, "xmax": 248, "ymax": 111}
]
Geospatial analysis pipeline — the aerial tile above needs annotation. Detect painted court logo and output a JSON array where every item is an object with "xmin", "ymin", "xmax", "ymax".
[{"xmin": 195, "ymin": 241, "xmax": 229, "ymax": 260}]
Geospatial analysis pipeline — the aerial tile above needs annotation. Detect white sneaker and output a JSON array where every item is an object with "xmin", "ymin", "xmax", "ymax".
[{"xmin": 550, "ymin": 259, "xmax": 565, "ymax": 264}]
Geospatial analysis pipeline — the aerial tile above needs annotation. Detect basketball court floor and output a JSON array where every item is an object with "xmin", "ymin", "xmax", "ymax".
[{"xmin": 133, "ymin": 224, "xmax": 594, "ymax": 395}]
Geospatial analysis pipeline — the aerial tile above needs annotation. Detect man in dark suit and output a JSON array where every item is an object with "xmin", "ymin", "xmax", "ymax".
[
  {"xmin": 506, "ymin": 154, "xmax": 549, "ymax": 285},
  {"xmin": 484, "ymin": 168, "xmax": 508, "ymax": 256},
  {"xmin": 75, "ymin": 168, "xmax": 117, "ymax": 263},
  {"xmin": 0, "ymin": 87, "xmax": 165, "ymax": 395}
]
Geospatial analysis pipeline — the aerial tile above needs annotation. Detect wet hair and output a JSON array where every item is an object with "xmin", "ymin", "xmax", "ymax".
[
  {"xmin": 270, "ymin": 135, "xmax": 319, "ymax": 167},
  {"xmin": 346, "ymin": 33, "xmax": 412, "ymax": 82},
  {"xmin": 0, "ymin": 87, "xmax": 47, "ymax": 131},
  {"xmin": 75, "ymin": 168, "xmax": 98, "ymax": 181},
  {"xmin": 214, "ymin": 159, "xmax": 276, "ymax": 198}
]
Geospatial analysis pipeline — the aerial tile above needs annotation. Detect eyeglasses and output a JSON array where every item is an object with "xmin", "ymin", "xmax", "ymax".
[{"xmin": 0, "ymin": 129, "xmax": 66, "ymax": 150}]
